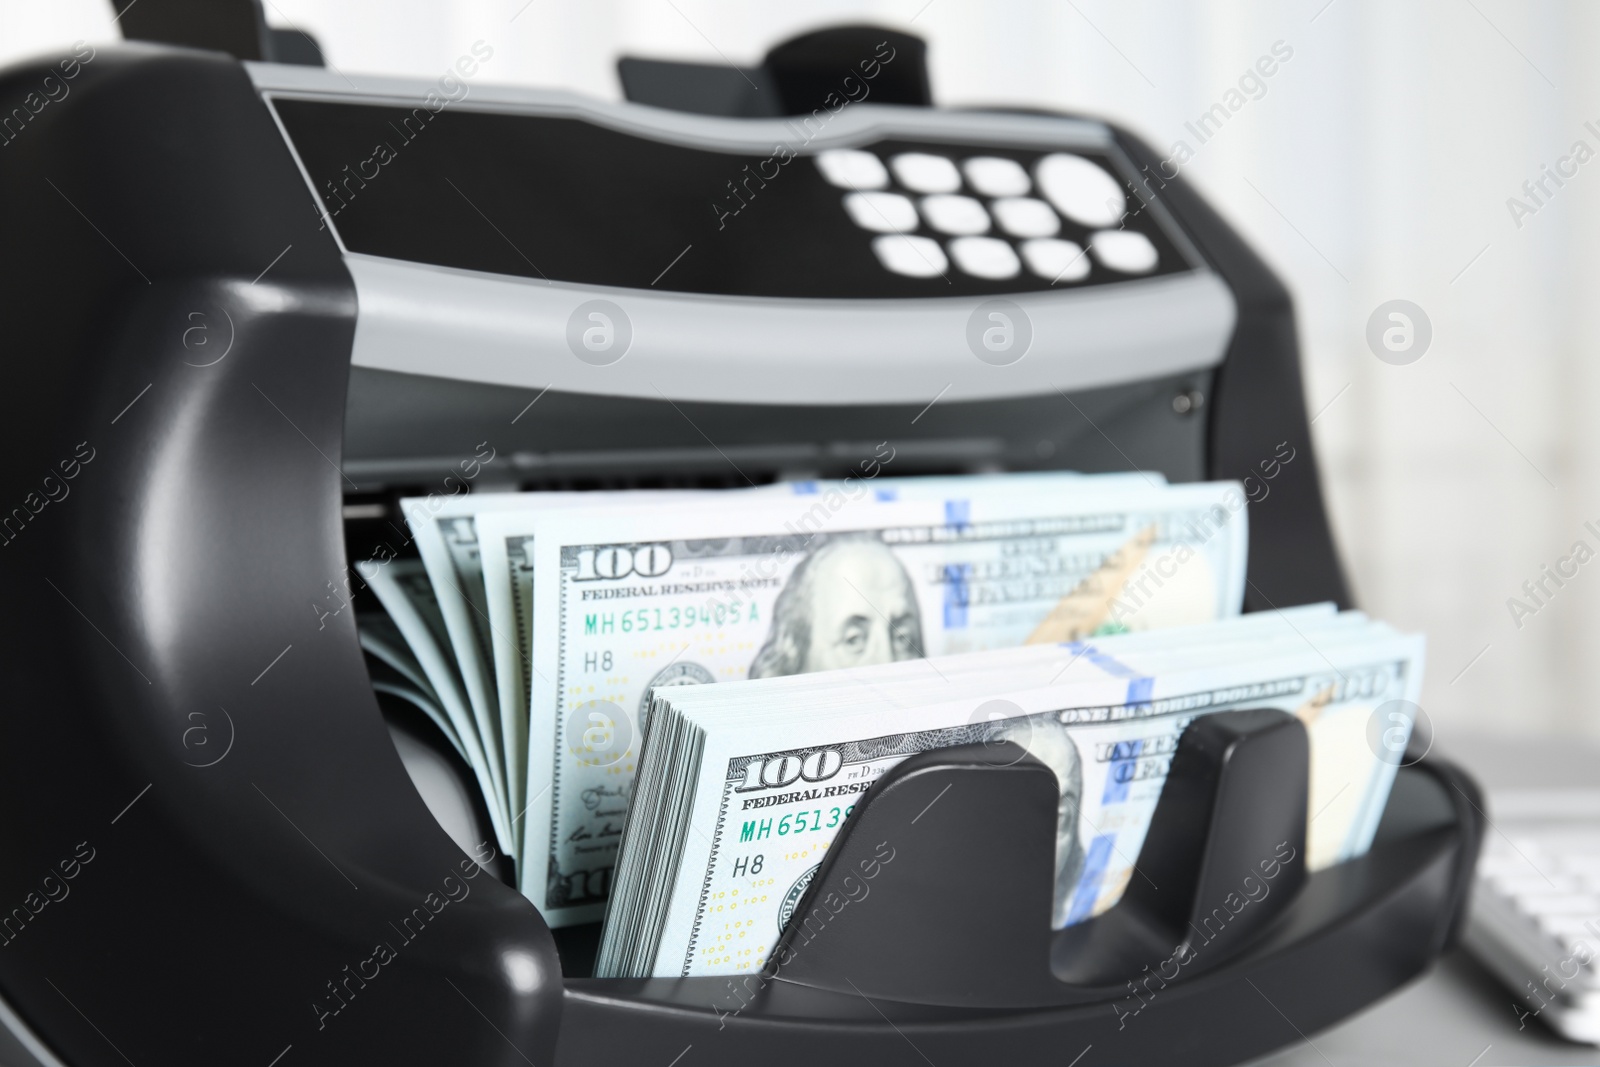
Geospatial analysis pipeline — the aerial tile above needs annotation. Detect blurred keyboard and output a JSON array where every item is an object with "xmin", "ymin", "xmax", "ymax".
[{"xmin": 1465, "ymin": 788, "xmax": 1600, "ymax": 1044}]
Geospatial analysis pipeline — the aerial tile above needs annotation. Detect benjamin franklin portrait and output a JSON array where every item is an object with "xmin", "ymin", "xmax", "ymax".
[
  {"xmin": 991, "ymin": 715, "xmax": 1087, "ymax": 927},
  {"xmin": 748, "ymin": 534, "xmax": 924, "ymax": 679}
]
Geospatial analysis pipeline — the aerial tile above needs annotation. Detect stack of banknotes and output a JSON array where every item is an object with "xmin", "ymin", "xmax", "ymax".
[
  {"xmin": 357, "ymin": 469, "xmax": 1422, "ymax": 978},
  {"xmin": 598, "ymin": 604, "xmax": 1421, "ymax": 977}
]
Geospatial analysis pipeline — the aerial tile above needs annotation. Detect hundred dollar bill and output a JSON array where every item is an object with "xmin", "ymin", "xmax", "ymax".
[
  {"xmin": 462, "ymin": 471, "xmax": 1167, "ymax": 843},
  {"xmin": 409, "ymin": 485, "xmax": 818, "ymax": 835},
  {"xmin": 364, "ymin": 559, "xmax": 514, "ymax": 854},
  {"xmin": 527, "ymin": 480, "xmax": 1248, "ymax": 925},
  {"xmin": 591, "ymin": 606, "xmax": 1357, "ymax": 970},
  {"xmin": 411, "ymin": 487, "xmax": 783, "ymax": 836},
  {"xmin": 599, "ymin": 620, "xmax": 1423, "ymax": 977},
  {"xmin": 358, "ymin": 612, "xmax": 467, "ymax": 763},
  {"xmin": 404, "ymin": 492, "xmax": 605, "ymax": 850},
  {"xmin": 413, "ymin": 488, "xmax": 804, "ymax": 850},
  {"xmin": 370, "ymin": 473, "xmax": 1195, "ymax": 880},
  {"xmin": 412, "ymin": 487, "xmax": 793, "ymax": 830},
  {"xmin": 365, "ymin": 654, "xmax": 469, "ymax": 764}
]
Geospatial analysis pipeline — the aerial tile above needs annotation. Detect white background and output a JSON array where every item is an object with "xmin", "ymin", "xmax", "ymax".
[{"xmin": 4, "ymin": 0, "xmax": 1594, "ymax": 743}]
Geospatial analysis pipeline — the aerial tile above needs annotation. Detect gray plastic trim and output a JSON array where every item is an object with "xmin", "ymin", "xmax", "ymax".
[
  {"xmin": 244, "ymin": 62, "xmax": 1204, "ymax": 271},
  {"xmin": 0, "ymin": 989, "xmax": 67, "ymax": 1067},
  {"xmin": 345, "ymin": 252, "xmax": 1235, "ymax": 405},
  {"xmin": 245, "ymin": 61, "xmax": 1232, "ymax": 405},
  {"xmin": 243, "ymin": 61, "xmax": 1114, "ymax": 157}
]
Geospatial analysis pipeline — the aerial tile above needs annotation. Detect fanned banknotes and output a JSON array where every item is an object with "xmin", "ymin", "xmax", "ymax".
[
  {"xmin": 397, "ymin": 475, "xmax": 1163, "ymax": 852},
  {"xmin": 522, "ymin": 477, "xmax": 1246, "ymax": 923},
  {"xmin": 595, "ymin": 608, "xmax": 1423, "ymax": 978},
  {"xmin": 359, "ymin": 470, "xmax": 1260, "ymax": 930},
  {"xmin": 365, "ymin": 558, "xmax": 516, "ymax": 853}
]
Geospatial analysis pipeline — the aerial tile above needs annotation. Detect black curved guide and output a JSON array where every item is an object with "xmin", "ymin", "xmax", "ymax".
[{"xmin": 0, "ymin": 45, "xmax": 559, "ymax": 1067}]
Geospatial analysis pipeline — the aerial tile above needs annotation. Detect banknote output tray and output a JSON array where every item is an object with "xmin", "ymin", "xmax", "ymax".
[
  {"xmin": 0, "ymin": 12, "xmax": 1484, "ymax": 1067},
  {"xmin": 544, "ymin": 712, "xmax": 1483, "ymax": 1067}
]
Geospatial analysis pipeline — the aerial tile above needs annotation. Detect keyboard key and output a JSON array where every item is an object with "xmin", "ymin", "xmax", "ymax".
[
  {"xmin": 815, "ymin": 149, "xmax": 888, "ymax": 190},
  {"xmin": 843, "ymin": 192, "xmax": 918, "ymax": 233},
  {"xmin": 891, "ymin": 153, "xmax": 962, "ymax": 193},
  {"xmin": 992, "ymin": 197, "xmax": 1060, "ymax": 238},
  {"xmin": 1092, "ymin": 230, "xmax": 1159, "ymax": 273},
  {"xmin": 948, "ymin": 236, "xmax": 1020, "ymax": 279},
  {"xmin": 1490, "ymin": 873, "xmax": 1580, "ymax": 896},
  {"xmin": 1036, "ymin": 153, "xmax": 1126, "ymax": 226},
  {"xmin": 1519, "ymin": 893, "xmax": 1600, "ymax": 917},
  {"xmin": 1020, "ymin": 238, "xmax": 1089, "ymax": 282},
  {"xmin": 1536, "ymin": 915, "xmax": 1600, "ymax": 940},
  {"xmin": 1480, "ymin": 855, "xmax": 1543, "ymax": 878},
  {"xmin": 1529, "ymin": 831, "xmax": 1600, "ymax": 851},
  {"xmin": 963, "ymin": 156, "xmax": 1031, "ymax": 197},
  {"xmin": 920, "ymin": 195, "xmax": 990, "ymax": 235},
  {"xmin": 871, "ymin": 234, "xmax": 948, "ymax": 277}
]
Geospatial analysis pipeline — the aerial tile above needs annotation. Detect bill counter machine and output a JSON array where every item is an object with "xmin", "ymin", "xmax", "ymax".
[{"xmin": 0, "ymin": 7, "xmax": 1483, "ymax": 1065}]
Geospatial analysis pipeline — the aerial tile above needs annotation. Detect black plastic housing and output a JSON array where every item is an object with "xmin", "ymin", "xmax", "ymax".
[
  {"xmin": 0, "ymin": 45, "xmax": 558, "ymax": 1067},
  {"xmin": 0, "ymin": 36, "xmax": 1474, "ymax": 1067}
]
